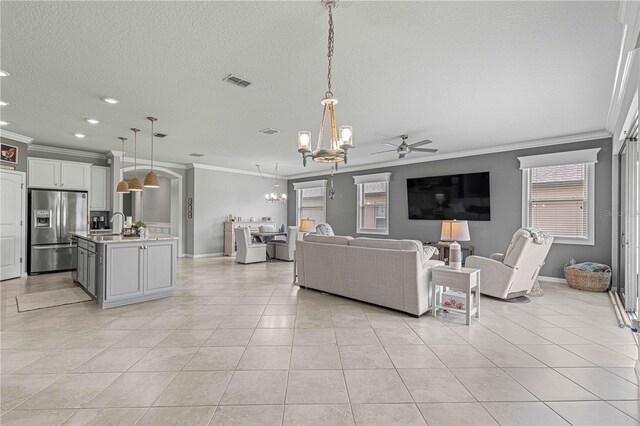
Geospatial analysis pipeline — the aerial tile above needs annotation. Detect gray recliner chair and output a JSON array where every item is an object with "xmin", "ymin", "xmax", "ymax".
[{"xmin": 465, "ymin": 228, "xmax": 553, "ymax": 300}]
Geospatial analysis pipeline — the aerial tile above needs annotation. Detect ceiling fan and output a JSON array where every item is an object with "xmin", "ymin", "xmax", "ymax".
[{"xmin": 371, "ymin": 134, "xmax": 438, "ymax": 159}]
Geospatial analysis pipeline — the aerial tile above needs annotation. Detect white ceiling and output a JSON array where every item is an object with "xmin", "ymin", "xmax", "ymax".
[{"xmin": 0, "ymin": 1, "xmax": 622, "ymax": 176}]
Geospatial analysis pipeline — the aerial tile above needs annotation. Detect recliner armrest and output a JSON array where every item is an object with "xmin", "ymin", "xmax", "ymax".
[{"xmin": 490, "ymin": 253, "xmax": 505, "ymax": 262}]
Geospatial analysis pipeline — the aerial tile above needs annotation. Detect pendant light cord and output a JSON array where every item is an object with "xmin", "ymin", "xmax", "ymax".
[{"xmin": 150, "ymin": 119, "xmax": 154, "ymax": 171}]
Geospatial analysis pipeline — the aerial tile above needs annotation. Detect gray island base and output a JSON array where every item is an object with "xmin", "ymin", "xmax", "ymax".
[{"xmin": 72, "ymin": 233, "xmax": 178, "ymax": 309}]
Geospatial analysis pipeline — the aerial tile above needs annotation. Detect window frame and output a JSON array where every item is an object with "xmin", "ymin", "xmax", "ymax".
[
  {"xmin": 354, "ymin": 172, "xmax": 391, "ymax": 235},
  {"xmin": 519, "ymin": 149, "xmax": 600, "ymax": 246},
  {"xmin": 293, "ymin": 179, "xmax": 327, "ymax": 228}
]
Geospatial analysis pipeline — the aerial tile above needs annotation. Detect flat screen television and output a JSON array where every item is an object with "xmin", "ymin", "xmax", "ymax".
[{"xmin": 407, "ymin": 172, "xmax": 491, "ymax": 221}]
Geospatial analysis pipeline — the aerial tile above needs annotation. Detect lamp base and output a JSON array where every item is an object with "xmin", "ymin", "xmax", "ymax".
[{"xmin": 449, "ymin": 241, "xmax": 462, "ymax": 270}]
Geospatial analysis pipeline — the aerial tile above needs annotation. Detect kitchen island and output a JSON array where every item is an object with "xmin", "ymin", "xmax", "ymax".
[{"xmin": 71, "ymin": 232, "xmax": 178, "ymax": 308}]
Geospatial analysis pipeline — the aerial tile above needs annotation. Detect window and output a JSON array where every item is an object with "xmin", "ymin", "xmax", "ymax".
[
  {"xmin": 293, "ymin": 180, "xmax": 327, "ymax": 227},
  {"xmin": 519, "ymin": 149, "xmax": 599, "ymax": 245},
  {"xmin": 354, "ymin": 173, "xmax": 391, "ymax": 235}
]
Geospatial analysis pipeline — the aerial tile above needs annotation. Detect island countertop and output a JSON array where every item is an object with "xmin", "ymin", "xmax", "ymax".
[{"xmin": 71, "ymin": 232, "xmax": 179, "ymax": 244}]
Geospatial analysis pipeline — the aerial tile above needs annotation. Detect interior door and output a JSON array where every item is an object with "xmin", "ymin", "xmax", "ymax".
[{"xmin": 0, "ymin": 171, "xmax": 25, "ymax": 280}]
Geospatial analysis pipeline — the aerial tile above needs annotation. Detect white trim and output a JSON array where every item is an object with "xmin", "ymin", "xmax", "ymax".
[
  {"xmin": 28, "ymin": 144, "xmax": 105, "ymax": 160},
  {"xmin": 538, "ymin": 276, "xmax": 567, "ymax": 284},
  {"xmin": 288, "ymin": 131, "xmax": 611, "ymax": 179},
  {"xmin": 191, "ymin": 163, "xmax": 275, "ymax": 178},
  {"xmin": 353, "ymin": 172, "xmax": 391, "ymax": 185},
  {"xmin": 521, "ymin": 161, "xmax": 596, "ymax": 246},
  {"xmin": 124, "ymin": 156, "xmax": 188, "ymax": 170},
  {"xmin": 0, "ymin": 130, "xmax": 33, "ymax": 144},
  {"xmin": 183, "ymin": 252, "xmax": 223, "ymax": 258},
  {"xmin": 292, "ymin": 179, "xmax": 328, "ymax": 190},
  {"xmin": 518, "ymin": 148, "xmax": 601, "ymax": 169}
]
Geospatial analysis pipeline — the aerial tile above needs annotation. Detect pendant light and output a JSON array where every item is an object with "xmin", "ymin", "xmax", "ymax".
[
  {"xmin": 116, "ymin": 137, "xmax": 130, "ymax": 193},
  {"xmin": 128, "ymin": 128, "xmax": 144, "ymax": 191},
  {"xmin": 297, "ymin": 0, "xmax": 353, "ymax": 167},
  {"xmin": 143, "ymin": 116, "xmax": 160, "ymax": 188}
]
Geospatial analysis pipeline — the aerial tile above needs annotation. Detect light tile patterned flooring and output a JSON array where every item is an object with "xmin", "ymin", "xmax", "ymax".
[{"xmin": 1, "ymin": 257, "xmax": 638, "ymax": 425}]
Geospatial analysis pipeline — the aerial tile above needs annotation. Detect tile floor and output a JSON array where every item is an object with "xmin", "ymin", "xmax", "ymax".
[{"xmin": 1, "ymin": 257, "xmax": 638, "ymax": 425}]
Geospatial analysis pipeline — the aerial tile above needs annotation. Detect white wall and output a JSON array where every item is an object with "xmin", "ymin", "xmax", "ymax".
[
  {"xmin": 193, "ymin": 168, "xmax": 287, "ymax": 256},
  {"xmin": 142, "ymin": 175, "xmax": 171, "ymax": 223}
]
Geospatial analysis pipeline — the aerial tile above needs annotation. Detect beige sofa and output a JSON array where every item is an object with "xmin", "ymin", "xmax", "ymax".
[{"xmin": 296, "ymin": 235, "xmax": 445, "ymax": 316}]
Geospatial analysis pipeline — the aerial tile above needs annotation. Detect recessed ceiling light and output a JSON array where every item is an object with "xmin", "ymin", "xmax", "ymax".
[
  {"xmin": 74, "ymin": 133, "xmax": 86, "ymax": 138},
  {"xmin": 0, "ymin": 101, "xmax": 8, "ymax": 106},
  {"xmin": 85, "ymin": 118, "xmax": 100, "ymax": 124},
  {"xmin": 102, "ymin": 97, "xmax": 119, "ymax": 104},
  {"xmin": 0, "ymin": 121, "xmax": 9, "ymax": 126},
  {"xmin": 0, "ymin": 70, "xmax": 10, "ymax": 77}
]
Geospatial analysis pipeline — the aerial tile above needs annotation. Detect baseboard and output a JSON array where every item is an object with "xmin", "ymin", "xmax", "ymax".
[
  {"xmin": 183, "ymin": 252, "xmax": 224, "ymax": 259},
  {"xmin": 538, "ymin": 275, "xmax": 567, "ymax": 284}
]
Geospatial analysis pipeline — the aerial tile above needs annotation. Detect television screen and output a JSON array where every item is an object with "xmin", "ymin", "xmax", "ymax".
[{"xmin": 407, "ymin": 172, "xmax": 491, "ymax": 221}]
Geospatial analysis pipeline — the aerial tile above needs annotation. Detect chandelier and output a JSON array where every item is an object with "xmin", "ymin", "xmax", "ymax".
[
  {"xmin": 264, "ymin": 163, "xmax": 287, "ymax": 203},
  {"xmin": 297, "ymin": 0, "xmax": 353, "ymax": 167}
]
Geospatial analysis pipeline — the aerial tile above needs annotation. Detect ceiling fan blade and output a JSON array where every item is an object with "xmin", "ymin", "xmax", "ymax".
[
  {"xmin": 411, "ymin": 148, "xmax": 439, "ymax": 153},
  {"xmin": 410, "ymin": 139, "xmax": 433, "ymax": 147},
  {"xmin": 398, "ymin": 153, "xmax": 406, "ymax": 159},
  {"xmin": 371, "ymin": 149, "xmax": 398, "ymax": 155},
  {"xmin": 381, "ymin": 142, "xmax": 399, "ymax": 148}
]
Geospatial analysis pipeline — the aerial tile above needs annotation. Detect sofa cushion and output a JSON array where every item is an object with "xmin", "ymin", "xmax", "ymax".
[
  {"xmin": 303, "ymin": 234, "xmax": 353, "ymax": 245},
  {"xmin": 350, "ymin": 238, "xmax": 426, "ymax": 264}
]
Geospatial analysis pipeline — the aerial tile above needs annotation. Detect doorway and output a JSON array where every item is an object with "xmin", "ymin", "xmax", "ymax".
[{"xmin": 0, "ymin": 170, "xmax": 26, "ymax": 280}]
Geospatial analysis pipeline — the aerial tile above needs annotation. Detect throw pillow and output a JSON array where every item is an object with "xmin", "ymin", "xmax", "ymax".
[{"xmin": 423, "ymin": 245, "xmax": 439, "ymax": 260}]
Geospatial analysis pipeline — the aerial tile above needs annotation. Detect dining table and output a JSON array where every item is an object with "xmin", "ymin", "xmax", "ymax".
[{"xmin": 251, "ymin": 231, "xmax": 287, "ymax": 261}]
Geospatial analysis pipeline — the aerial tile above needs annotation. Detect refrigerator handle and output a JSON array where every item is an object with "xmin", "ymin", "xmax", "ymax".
[{"xmin": 60, "ymin": 193, "xmax": 66, "ymax": 242}]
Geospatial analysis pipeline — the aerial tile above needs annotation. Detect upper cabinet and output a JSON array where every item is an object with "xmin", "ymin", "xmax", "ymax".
[
  {"xmin": 28, "ymin": 158, "xmax": 91, "ymax": 191},
  {"xmin": 90, "ymin": 166, "xmax": 110, "ymax": 211}
]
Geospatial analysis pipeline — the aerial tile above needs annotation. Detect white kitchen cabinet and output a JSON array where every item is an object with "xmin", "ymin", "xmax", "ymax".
[
  {"xmin": 28, "ymin": 158, "xmax": 60, "ymax": 188},
  {"xmin": 60, "ymin": 162, "xmax": 90, "ymax": 190},
  {"xmin": 90, "ymin": 166, "xmax": 110, "ymax": 210},
  {"xmin": 144, "ymin": 242, "xmax": 176, "ymax": 295},
  {"xmin": 28, "ymin": 158, "xmax": 91, "ymax": 191}
]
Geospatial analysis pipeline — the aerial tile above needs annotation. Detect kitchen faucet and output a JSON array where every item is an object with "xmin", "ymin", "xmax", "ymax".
[{"xmin": 109, "ymin": 212, "xmax": 126, "ymax": 233}]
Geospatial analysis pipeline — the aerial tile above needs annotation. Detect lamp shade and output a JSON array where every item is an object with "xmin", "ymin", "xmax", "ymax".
[
  {"xmin": 116, "ymin": 180, "xmax": 130, "ymax": 193},
  {"xmin": 143, "ymin": 170, "xmax": 160, "ymax": 188},
  {"xmin": 299, "ymin": 218, "xmax": 316, "ymax": 233},
  {"xmin": 440, "ymin": 220, "xmax": 470, "ymax": 242},
  {"xmin": 128, "ymin": 175, "xmax": 144, "ymax": 192}
]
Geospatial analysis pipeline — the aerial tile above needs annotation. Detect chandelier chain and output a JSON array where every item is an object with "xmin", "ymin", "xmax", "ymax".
[{"xmin": 326, "ymin": 4, "xmax": 334, "ymax": 98}]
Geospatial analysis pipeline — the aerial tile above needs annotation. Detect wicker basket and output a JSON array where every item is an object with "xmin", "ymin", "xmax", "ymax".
[{"xmin": 564, "ymin": 266, "xmax": 611, "ymax": 292}]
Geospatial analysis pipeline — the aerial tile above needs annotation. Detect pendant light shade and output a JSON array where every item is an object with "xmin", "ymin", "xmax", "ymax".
[
  {"xmin": 116, "ymin": 137, "xmax": 130, "ymax": 193},
  {"xmin": 128, "ymin": 128, "xmax": 144, "ymax": 192},
  {"xmin": 144, "ymin": 117, "xmax": 160, "ymax": 188},
  {"xmin": 143, "ymin": 170, "xmax": 160, "ymax": 188}
]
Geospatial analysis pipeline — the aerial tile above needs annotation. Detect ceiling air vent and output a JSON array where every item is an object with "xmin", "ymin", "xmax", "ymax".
[
  {"xmin": 223, "ymin": 74, "xmax": 252, "ymax": 88},
  {"xmin": 189, "ymin": 153, "xmax": 205, "ymax": 158},
  {"xmin": 260, "ymin": 128, "xmax": 280, "ymax": 135},
  {"xmin": 153, "ymin": 132, "xmax": 168, "ymax": 138}
]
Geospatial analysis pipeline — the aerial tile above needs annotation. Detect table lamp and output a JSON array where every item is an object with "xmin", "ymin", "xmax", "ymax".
[
  {"xmin": 440, "ymin": 220, "xmax": 470, "ymax": 270},
  {"xmin": 299, "ymin": 218, "xmax": 316, "ymax": 234}
]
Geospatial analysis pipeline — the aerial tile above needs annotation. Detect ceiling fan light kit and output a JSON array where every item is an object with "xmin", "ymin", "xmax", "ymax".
[{"xmin": 297, "ymin": 0, "xmax": 353, "ymax": 167}]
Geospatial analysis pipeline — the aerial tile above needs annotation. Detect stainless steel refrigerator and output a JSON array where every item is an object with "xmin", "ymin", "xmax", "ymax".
[{"xmin": 29, "ymin": 190, "xmax": 88, "ymax": 274}]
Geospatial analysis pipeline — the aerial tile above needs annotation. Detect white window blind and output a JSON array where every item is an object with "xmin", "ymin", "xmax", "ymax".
[
  {"xmin": 298, "ymin": 186, "xmax": 326, "ymax": 226},
  {"xmin": 354, "ymin": 173, "xmax": 390, "ymax": 235},
  {"xmin": 527, "ymin": 163, "xmax": 588, "ymax": 238}
]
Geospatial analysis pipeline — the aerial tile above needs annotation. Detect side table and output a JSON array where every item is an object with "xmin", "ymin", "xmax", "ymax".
[{"xmin": 431, "ymin": 266, "xmax": 480, "ymax": 325}]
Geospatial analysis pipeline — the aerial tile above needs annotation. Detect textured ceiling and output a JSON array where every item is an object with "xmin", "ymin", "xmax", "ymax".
[{"xmin": 0, "ymin": 1, "xmax": 621, "ymax": 176}]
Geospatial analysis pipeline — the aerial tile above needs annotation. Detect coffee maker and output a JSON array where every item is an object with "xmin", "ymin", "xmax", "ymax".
[{"xmin": 91, "ymin": 215, "xmax": 108, "ymax": 230}]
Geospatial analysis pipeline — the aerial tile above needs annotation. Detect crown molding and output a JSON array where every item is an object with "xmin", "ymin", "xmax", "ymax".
[
  {"xmin": 122, "ymin": 156, "xmax": 188, "ymax": 170},
  {"xmin": 286, "ymin": 130, "xmax": 612, "ymax": 180},
  {"xmin": 190, "ymin": 163, "xmax": 277, "ymax": 179},
  {"xmin": 0, "ymin": 130, "xmax": 33, "ymax": 144},
  {"xmin": 28, "ymin": 144, "xmax": 106, "ymax": 159}
]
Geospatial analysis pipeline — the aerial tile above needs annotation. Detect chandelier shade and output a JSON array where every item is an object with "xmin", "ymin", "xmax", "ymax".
[
  {"xmin": 264, "ymin": 163, "xmax": 287, "ymax": 203},
  {"xmin": 297, "ymin": 0, "xmax": 353, "ymax": 167}
]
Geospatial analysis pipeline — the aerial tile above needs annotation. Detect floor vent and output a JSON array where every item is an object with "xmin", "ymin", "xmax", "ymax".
[{"xmin": 223, "ymin": 74, "xmax": 252, "ymax": 88}]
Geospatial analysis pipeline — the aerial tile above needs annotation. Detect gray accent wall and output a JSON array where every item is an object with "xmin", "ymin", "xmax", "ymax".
[
  {"xmin": 192, "ymin": 168, "xmax": 288, "ymax": 256},
  {"xmin": 142, "ymin": 176, "xmax": 172, "ymax": 223},
  {"xmin": 287, "ymin": 138, "xmax": 613, "ymax": 278}
]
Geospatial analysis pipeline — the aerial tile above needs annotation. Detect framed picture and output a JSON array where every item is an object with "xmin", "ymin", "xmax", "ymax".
[{"xmin": 0, "ymin": 143, "xmax": 18, "ymax": 165}]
